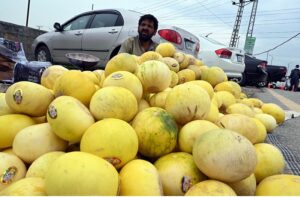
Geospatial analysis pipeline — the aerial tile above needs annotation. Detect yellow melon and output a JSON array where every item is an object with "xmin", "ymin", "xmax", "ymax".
[
  {"xmin": 41, "ymin": 65, "xmax": 68, "ymax": 89},
  {"xmin": 248, "ymin": 98, "xmax": 264, "ymax": 108},
  {"xmin": 45, "ymin": 152, "xmax": 119, "ymax": 195},
  {"xmin": 0, "ymin": 93, "xmax": 15, "ymax": 115},
  {"xmin": 161, "ymin": 57, "xmax": 180, "ymax": 72},
  {"xmin": 119, "ymin": 159, "xmax": 163, "ymax": 196},
  {"xmin": 0, "ymin": 152, "xmax": 27, "ymax": 191},
  {"xmin": 26, "ymin": 151, "xmax": 65, "ymax": 178},
  {"xmin": 185, "ymin": 180, "xmax": 236, "ymax": 196},
  {"xmin": 186, "ymin": 80, "xmax": 214, "ymax": 99},
  {"xmin": 155, "ymin": 42, "xmax": 176, "ymax": 57},
  {"xmin": 138, "ymin": 99, "xmax": 150, "ymax": 112},
  {"xmin": 187, "ymin": 65, "xmax": 202, "ymax": 79},
  {"xmin": 165, "ymin": 83, "xmax": 211, "ymax": 124},
  {"xmin": 178, "ymin": 120, "xmax": 219, "ymax": 153},
  {"xmin": 5, "ymin": 81, "xmax": 54, "ymax": 117},
  {"xmin": 173, "ymin": 52, "xmax": 185, "ymax": 64},
  {"xmin": 82, "ymin": 71, "xmax": 100, "ymax": 85},
  {"xmin": 261, "ymin": 103, "xmax": 285, "ymax": 124},
  {"xmin": 47, "ymin": 96, "xmax": 95, "ymax": 143},
  {"xmin": 256, "ymin": 174, "xmax": 300, "ymax": 195},
  {"xmin": 214, "ymin": 81, "xmax": 241, "ymax": 98},
  {"xmin": 53, "ymin": 70, "xmax": 97, "ymax": 106},
  {"xmin": 214, "ymin": 91, "xmax": 236, "ymax": 112},
  {"xmin": 177, "ymin": 69, "xmax": 196, "ymax": 84},
  {"xmin": 80, "ymin": 118, "xmax": 138, "ymax": 169},
  {"xmin": 216, "ymin": 114, "xmax": 259, "ymax": 144},
  {"xmin": 193, "ymin": 129, "xmax": 257, "ymax": 182},
  {"xmin": 132, "ymin": 107, "xmax": 178, "ymax": 158},
  {"xmin": 254, "ymin": 113, "xmax": 277, "ymax": 132},
  {"xmin": 226, "ymin": 103, "xmax": 255, "ymax": 117},
  {"xmin": 89, "ymin": 86, "xmax": 138, "ymax": 122},
  {"xmin": 203, "ymin": 102, "xmax": 219, "ymax": 123},
  {"xmin": 226, "ymin": 173, "xmax": 256, "ymax": 196},
  {"xmin": 252, "ymin": 118, "xmax": 267, "ymax": 143},
  {"xmin": 170, "ymin": 70, "xmax": 179, "ymax": 87},
  {"xmin": 154, "ymin": 152, "xmax": 207, "ymax": 196},
  {"xmin": 149, "ymin": 90, "xmax": 170, "ymax": 109},
  {"xmin": 103, "ymin": 71, "xmax": 143, "ymax": 101},
  {"xmin": 195, "ymin": 59, "xmax": 204, "ymax": 67},
  {"xmin": 201, "ymin": 66, "xmax": 228, "ymax": 87},
  {"xmin": 136, "ymin": 60, "xmax": 171, "ymax": 93},
  {"xmin": 93, "ymin": 69, "xmax": 105, "ymax": 87},
  {"xmin": 254, "ymin": 143, "xmax": 285, "ymax": 183},
  {"xmin": 105, "ymin": 53, "xmax": 138, "ymax": 76},
  {"xmin": 0, "ymin": 114, "xmax": 35, "ymax": 149},
  {"xmin": 12, "ymin": 123, "xmax": 68, "ymax": 163},
  {"xmin": 139, "ymin": 51, "xmax": 163, "ymax": 63},
  {"xmin": 0, "ymin": 177, "xmax": 45, "ymax": 196}
]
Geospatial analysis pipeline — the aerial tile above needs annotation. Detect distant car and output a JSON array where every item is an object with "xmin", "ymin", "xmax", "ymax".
[
  {"xmin": 266, "ymin": 65, "xmax": 287, "ymax": 83},
  {"xmin": 239, "ymin": 55, "xmax": 268, "ymax": 87},
  {"xmin": 197, "ymin": 35, "xmax": 245, "ymax": 83},
  {"xmin": 32, "ymin": 9, "xmax": 200, "ymax": 69}
]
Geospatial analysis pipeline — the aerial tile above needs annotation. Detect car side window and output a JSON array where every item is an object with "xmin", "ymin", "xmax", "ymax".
[
  {"xmin": 90, "ymin": 13, "xmax": 119, "ymax": 28},
  {"xmin": 63, "ymin": 15, "xmax": 91, "ymax": 31}
]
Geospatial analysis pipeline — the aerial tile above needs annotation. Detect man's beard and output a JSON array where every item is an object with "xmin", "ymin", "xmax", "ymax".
[{"xmin": 138, "ymin": 32, "xmax": 153, "ymax": 42}]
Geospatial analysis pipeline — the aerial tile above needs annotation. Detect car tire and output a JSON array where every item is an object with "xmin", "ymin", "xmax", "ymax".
[
  {"xmin": 35, "ymin": 45, "xmax": 52, "ymax": 62},
  {"xmin": 257, "ymin": 81, "xmax": 266, "ymax": 88},
  {"xmin": 238, "ymin": 73, "xmax": 247, "ymax": 86}
]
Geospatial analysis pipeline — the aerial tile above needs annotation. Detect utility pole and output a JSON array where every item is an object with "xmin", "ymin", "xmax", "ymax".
[
  {"xmin": 229, "ymin": 0, "xmax": 254, "ymax": 47},
  {"xmin": 246, "ymin": 0, "xmax": 258, "ymax": 38},
  {"xmin": 26, "ymin": 0, "xmax": 31, "ymax": 27},
  {"xmin": 244, "ymin": 0, "xmax": 258, "ymax": 55}
]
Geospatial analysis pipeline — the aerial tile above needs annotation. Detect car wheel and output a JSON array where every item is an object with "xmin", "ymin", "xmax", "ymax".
[
  {"xmin": 238, "ymin": 73, "xmax": 247, "ymax": 86},
  {"xmin": 257, "ymin": 81, "xmax": 266, "ymax": 87},
  {"xmin": 35, "ymin": 45, "xmax": 52, "ymax": 62}
]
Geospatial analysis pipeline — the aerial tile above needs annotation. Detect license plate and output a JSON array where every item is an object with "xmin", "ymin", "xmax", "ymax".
[
  {"xmin": 237, "ymin": 55, "xmax": 243, "ymax": 63},
  {"xmin": 185, "ymin": 40, "xmax": 194, "ymax": 51}
]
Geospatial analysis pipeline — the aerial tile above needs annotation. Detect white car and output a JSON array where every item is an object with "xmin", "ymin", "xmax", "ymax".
[
  {"xmin": 32, "ymin": 9, "xmax": 200, "ymax": 69},
  {"xmin": 197, "ymin": 35, "xmax": 245, "ymax": 83}
]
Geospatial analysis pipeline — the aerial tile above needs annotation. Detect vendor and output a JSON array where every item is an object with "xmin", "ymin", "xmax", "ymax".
[{"xmin": 118, "ymin": 14, "xmax": 159, "ymax": 56}]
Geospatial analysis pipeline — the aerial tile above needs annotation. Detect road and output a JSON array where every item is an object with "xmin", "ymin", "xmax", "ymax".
[{"xmin": 243, "ymin": 86, "xmax": 300, "ymax": 175}]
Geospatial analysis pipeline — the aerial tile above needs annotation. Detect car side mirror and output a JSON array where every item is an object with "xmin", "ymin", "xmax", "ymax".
[{"xmin": 54, "ymin": 22, "xmax": 62, "ymax": 31}]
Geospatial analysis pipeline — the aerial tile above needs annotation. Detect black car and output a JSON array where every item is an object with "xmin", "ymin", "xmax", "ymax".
[
  {"xmin": 266, "ymin": 65, "xmax": 287, "ymax": 83},
  {"xmin": 239, "ymin": 55, "xmax": 268, "ymax": 87}
]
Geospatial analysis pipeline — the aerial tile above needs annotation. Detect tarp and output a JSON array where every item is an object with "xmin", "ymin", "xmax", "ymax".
[{"xmin": 0, "ymin": 38, "xmax": 27, "ymax": 82}]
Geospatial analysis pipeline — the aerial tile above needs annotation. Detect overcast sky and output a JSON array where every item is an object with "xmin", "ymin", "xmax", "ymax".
[{"xmin": 1, "ymin": 0, "xmax": 299, "ymax": 72}]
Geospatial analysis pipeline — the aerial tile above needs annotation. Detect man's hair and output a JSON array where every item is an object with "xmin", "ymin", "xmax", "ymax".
[
  {"xmin": 296, "ymin": 65, "xmax": 299, "ymax": 68},
  {"xmin": 138, "ymin": 14, "xmax": 158, "ymax": 30}
]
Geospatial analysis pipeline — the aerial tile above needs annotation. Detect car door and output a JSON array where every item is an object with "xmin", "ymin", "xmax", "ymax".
[
  {"xmin": 51, "ymin": 14, "xmax": 92, "ymax": 63},
  {"xmin": 81, "ymin": 11, "xmax": 123, "ymax": 66}
]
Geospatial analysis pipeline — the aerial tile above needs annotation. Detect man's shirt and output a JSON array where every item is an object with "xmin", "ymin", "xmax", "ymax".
[{"xmin": 118, "ymin": 35, "xmax": 158, "ymax": 56}]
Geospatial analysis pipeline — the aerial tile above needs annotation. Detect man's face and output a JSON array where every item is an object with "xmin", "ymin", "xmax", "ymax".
[{"xmin": 138, "ymin": 19, "xmax": 156, "ymax": 41}]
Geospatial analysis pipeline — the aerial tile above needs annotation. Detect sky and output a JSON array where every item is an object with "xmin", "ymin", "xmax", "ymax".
[{"xmin": 0, "ymin": 0, "xmax": 299, "ymax": 73}]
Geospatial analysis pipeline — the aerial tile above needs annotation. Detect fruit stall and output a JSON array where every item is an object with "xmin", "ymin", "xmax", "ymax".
[{"xmin": 0, "ymin": 42, "xmax": 300, "ymax": 196}]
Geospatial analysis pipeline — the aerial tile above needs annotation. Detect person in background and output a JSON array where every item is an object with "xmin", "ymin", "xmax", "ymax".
[
  {"xmin": 118, "ymin": 14, "xmax": 159, "ymax": 56},
  {"xmin": 289, "ymin": 64, "xmax": 300, "ymax": 91}
]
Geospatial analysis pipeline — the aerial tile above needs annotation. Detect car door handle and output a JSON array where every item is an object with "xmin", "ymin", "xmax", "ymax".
[
  {"xmin": 108, "ymin": 30, "xmax": 118, "ymax": 34},
  {"xmin": 75, "ymin": 32, "xmax": 83, "ymax": 36}
]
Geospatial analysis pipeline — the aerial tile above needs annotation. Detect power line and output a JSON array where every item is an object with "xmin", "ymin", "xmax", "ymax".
[
  {"xmin": 195, "ymin": 0, "xmax": 232, "ymax": 28},
  {"xmin": 254, "ymin": 32, "xmax": 300, "ymax": 55},
  {"xmin": 156, "ymin": 0, "xmax": 221, "ymax": 19},
  {"xmin": 134, "ymin": 0, "xmax": 173, "ymax": 11},
  {"xmin": 161, "ymin": 9, "xmax": 300, "ymax": 20}
]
